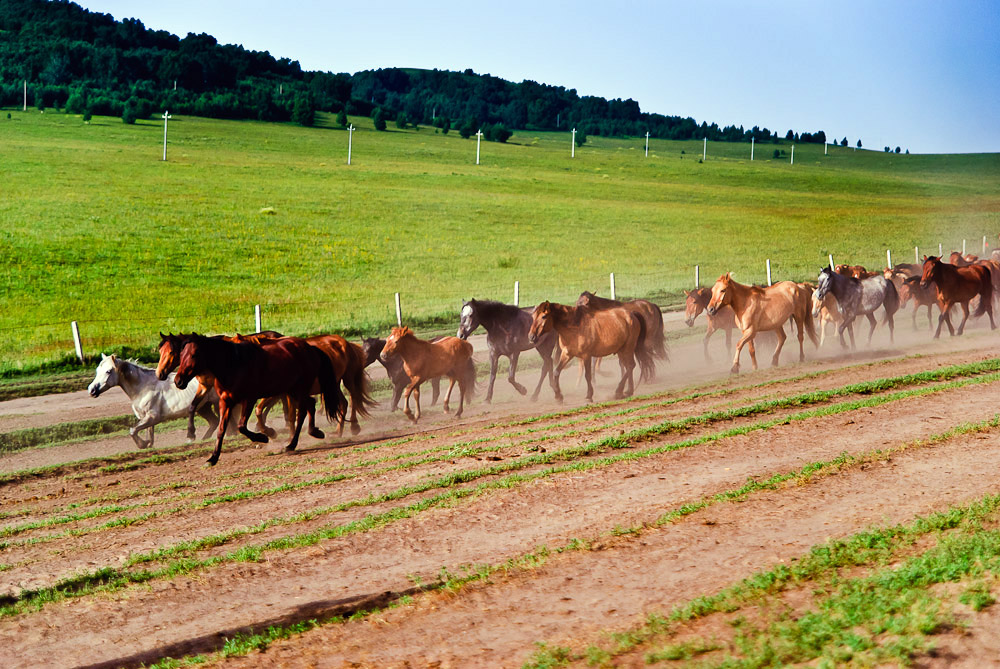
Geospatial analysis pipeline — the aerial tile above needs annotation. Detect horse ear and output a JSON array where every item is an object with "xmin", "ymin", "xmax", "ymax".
[
  {"xmin": 101, "ymin": 352, "xmax": 107, "ymax": 360},
  {"xmin": 683, "ymin": 289, "xmax": 691, "ymax": 296}
]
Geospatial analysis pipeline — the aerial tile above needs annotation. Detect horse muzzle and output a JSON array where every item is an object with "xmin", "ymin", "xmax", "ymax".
[
  {"xmin": 155, "ymin": 369, "xmax": 169, "ymax": 381},
  {"xmin": 684, "ymin": 317, "xmax": 694, "ymax": 328},
  {"xmin": 706, "ymin": 306, "xmax": 717, "ymax": 317},
  {"xmin": 174, "ymin": 374, "xmax": 191, "ymax": 390},
  {"xmin": 88, "ymin": 385, "xmax": 102, "ymax": 398}
]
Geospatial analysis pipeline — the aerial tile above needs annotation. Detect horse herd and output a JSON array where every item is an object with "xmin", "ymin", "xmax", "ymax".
[{"xmin": 86, "ymin": 254, "xmax": 997, "ymax": 465}]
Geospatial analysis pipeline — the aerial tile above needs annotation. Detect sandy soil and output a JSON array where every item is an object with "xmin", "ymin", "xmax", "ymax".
[{"xmin": 2, "ymin": 311, "xmax": 1000, "ymax": 668}]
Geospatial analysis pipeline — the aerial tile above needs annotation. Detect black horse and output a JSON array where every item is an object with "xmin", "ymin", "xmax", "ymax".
[
  {"xmin": 457, "ymin": 299, "xmax": 558, "ymax": 403},
  {"xmin": 361, "ymin": 337, "xmax": 440, "ymax": 411}
]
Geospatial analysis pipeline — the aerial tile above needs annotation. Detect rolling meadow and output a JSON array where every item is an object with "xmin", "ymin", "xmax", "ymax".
[{"xmin": 1, "ymin": 108, "xmax": 998, "ymax": 371}]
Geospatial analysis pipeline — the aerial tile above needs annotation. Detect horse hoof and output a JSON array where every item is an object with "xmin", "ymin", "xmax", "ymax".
[
  {"xmin": 309, "ymin": 428, "xmax": 325, "ymax": 439},
  {"xmin": 260, "ymin": 427, "xmax": 278, "ymax": 439},
  {"xmin": 206, "ymin": 458, "xmax": 218, "ymax": 467},
  {"xmin": 350, "ymin": 423, "xmax": 361, "ymax": 436},
  {"xmin": 514, "ymin": 385, "xmax": 527, "ymax": 396},
  {"xmin": 284, "ymin": 444, "xmax": 298, "ymax": 452},
  {"xmin": 730, "ymin": 366, "xmax": 740, "ymax": 375},
  {"xmin": 186, "ymin": 430, "xmax": 196, "ymax": 440}
]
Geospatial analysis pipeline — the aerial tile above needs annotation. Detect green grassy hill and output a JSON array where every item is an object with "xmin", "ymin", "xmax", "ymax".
[{"xmin": 1, "ymin": 109, "xmax": 998, "ymax": 371}]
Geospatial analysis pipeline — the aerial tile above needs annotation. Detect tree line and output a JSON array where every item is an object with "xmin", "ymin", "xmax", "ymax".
[{"xmin": 0, "ymin": 0, "xmax": 867, "ymax": 148}]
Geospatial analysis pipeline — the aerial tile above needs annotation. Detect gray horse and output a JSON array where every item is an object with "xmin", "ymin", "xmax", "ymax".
[
  {"xmin": 812, "ymin": 267, "xmax": 899, "ymax": 348},
  {"xmin": 458, "ymin": 298, "xmax": 558, "ymax": 403}
]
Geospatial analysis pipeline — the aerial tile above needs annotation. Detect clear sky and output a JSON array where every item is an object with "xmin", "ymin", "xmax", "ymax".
[{"xmin": 76, "ymin": 0, "xmax": 1000, "ymax": 154}]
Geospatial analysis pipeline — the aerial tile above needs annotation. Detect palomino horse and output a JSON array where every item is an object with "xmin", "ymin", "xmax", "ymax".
[
  {"xmin": 576, "ymin": 291, "xmax": 668, "ymax": 362},
  {"xmin": 244, "ymin": 333, "xmax": 375, "ymax": 438},
  {"xmin": 527, "ymin": 300, "xmax": 654, "ymax": 402},
  {"xmin": 381, "ymin": 326, "xmax": 475, "ymax": 423},
  {"xmin": 156, "ymin": 331, "xmax": 283, "ymax": 439},
  {"xmin": 174, "ymin": 334, "xmax": 347, "ymax": 466},
  {"xmin": 361, "ymin": 337, "xmax": 440, "ymax": 411},
  {"xmin": 457, "ymin": 299, "xmax": 558, "ymax": 403},
  {"xmin": 89, "ymin": 354, "xmax": 219, "ymax": 449},
  {"xmin": 812, "ymin": 267, "xmax": 898, "ymax": 349},
  {"xmin": 706, "ymin": 274, "xmax": 818, "ymax": 374},
  {"xmin": 900, "ymin": 276, "xmax": 937, "ymax": 330},
  {"xmin": 683, "ymin": 287, "xmax": 738, "ymax": 360},
  {"xmin": 920, "ymin": 256, "xmax": 996, "ymax": 337}
]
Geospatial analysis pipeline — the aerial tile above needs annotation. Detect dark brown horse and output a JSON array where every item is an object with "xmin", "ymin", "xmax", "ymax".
[
  {"xmin": 683, "ymin": 287, "xmax": 737, "ymax": 360},
  {"xmin": 706, "ymin": 274, "xmax": 818, "ymax": 373},
  {"xmin": 920, "ymin": 256, "xmax": 996, "ymax": 337},
  {"xmin": 156, "ymin": 331, "xmax": 283, "ymax": 439},
  {"xmin": 245, "ymin": 333, "xmax": 376, "ymax": 438},
  {"xmin": 174, "ymin": 334, "xmax": 347, "ymax": 465},
  {"xmin": 381, "ymin": 327, "xmax": 475, "ymax": 423},
  {"xmin": 528, "ymin": 301, "xmax": 654, "ymax": 402}
]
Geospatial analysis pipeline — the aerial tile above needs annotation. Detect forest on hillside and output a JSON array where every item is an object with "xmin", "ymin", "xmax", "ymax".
[{"xmin": 0, "ymin": 0, "xmax": 832, "ymax": 145}]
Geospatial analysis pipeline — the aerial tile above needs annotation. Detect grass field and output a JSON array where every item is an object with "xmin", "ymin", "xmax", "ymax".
[{"xmin": 1, "ymin": 109, "xmax": 998, "ymax": 371}]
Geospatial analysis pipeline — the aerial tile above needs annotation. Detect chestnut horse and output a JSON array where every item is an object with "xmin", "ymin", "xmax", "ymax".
[
  {"xmin": 576, "ymin": 291, "xmax": 668, "ymax": 362},
  {"xmin": 381, "ymin": 326, "xmax": 475, "ymax": 423},
  {"xmin": 949, "ymin": 252, "xmax": 977, "ymax": 267},
  {"xmin": 361, "ymin": 337, "xmax": 441, "ymax": 411},
  {"xmin": 899, "ymin": 276, "xmax": 937, "ymax": 330},
  {"xmin": 920, "ymin": 256, "xmax": 995, "ymax": 337},
  {"xmin": 683, "ymin": 287, "xmax": 738, "ymax": 360},
  {"xmin": 175, "ymin": 334, "xmax": 347, "ymax": 465},
  {"xmin": 156, "ymin": 331, "xmax": 283, "ymax": 439},
  {"xmin": 835, "ymin": 264, "xmax": 879, "ymax": 279},
  {"xmin": 528, "ymin": 301, "xmax": 654, "ymax": 402},
  {"xmin": 706, "ymin": 274, "xmax": 818, "ymax": 374}
]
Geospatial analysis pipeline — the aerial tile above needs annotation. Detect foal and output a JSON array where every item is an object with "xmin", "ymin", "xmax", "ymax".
[{"xmin": 381, "ymin": 327, "xmax": 475, "ymax": 423}]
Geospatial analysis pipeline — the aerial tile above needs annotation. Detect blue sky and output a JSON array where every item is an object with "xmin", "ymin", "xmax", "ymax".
[{"xmin": 77, "ymin": 0, "xmax": 1000, "ymax": 154}]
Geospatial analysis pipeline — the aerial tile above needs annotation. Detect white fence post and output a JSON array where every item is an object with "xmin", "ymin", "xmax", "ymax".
[
  {"xmin": 394, "ymin": 292, "xmax": 402, "ymax": 327},
  {"xmin": 703, "ymin": 137, "xmax": 707, "ymax": 161},
  {"xmin": 695, "ymin": 265, "xmax": 700, "ymax": 288},
  {"xmin": 610, "ymin": 272, "xmax": 616, "ymax": 301},
  {"xmin": 886, "ymin": 249, "xmax": 892, "ymax": 269},
  {"xmin": 915, "ymin": 246, "xmax": 919, "ymax": 263},
  {"xmin": 514, "ymin": 281, "xmax": 520, "ymax": 307},
  {"xmin": 984, "ymin": 235, "xmax": 988, "ymax": 255},
  {"xmin": 939, "ymin": 242, "xmax": 943, "ymax": 256},
  {"xmin": 963, "ymin": 239, "xmax": 967, "ymax": 255},
  {"xmin": 766, "ymin": 259, "xmax": 772, "ymax": 286},
  {"xmin": 254, "ymin": 304, "xmax": 262, "ymax": 333},
  {"xmin": 790, "ymin": 145, "xmax": 795, "ymax": 165},
  {"xmin": 829, "ymin": 254, "xmax": 835, "ymax": 271},
  {"xmin": 71, "ymin": 321, "xmax": 84, "ymax": 364}
]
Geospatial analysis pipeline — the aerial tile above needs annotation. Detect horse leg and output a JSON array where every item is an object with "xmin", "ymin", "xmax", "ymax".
[
  {"xmin": 208, "ymin": 399, "xmax": 233, "ymax": 466},
  {"xmin": 129, "ymin": 413, "xmax": 157, "ymax": 449},
  {"xmin": 866, "ymin": 312, "xmax": 878, "ymax": 345},
  {"xmin": 443, "ymin": 378, "xmax": 456, "ymax": 413},
  {"xmin": 702, "ymin": 325, "xmax": 714, "ymax": 362},
  {"xmin": 454, "ymin": 374, "xmax": 466, "ymax": 418},
  {"xmin": 957, "ymin": 302, "xmax": 970, "ymax": 335},
  {"xmin": 237, "ymin": 400, "xmax": 269, "ymax": 443},
  {"xmin": 747, "ymin": 337, "xmax": 758, "ymax": 370},
  {"xmin": 391, "ymin": 377, "xmax": 404, "ymax": 412},
  {"xmin": 285, "ymin": 395, "xmax": 313, "ymax": 452},
  {"xmin": 531, "ymin": 344, "xmax": 553, "ymax": 401},
  {"xmin": 186, "ymin": 383, "xmax": 211, "ymax": 440},
  {"xmin": 731, "ymin": 329, "xmax": 755, "ymax": 374},
  {"xmin": 508, "ymin": 351, "xmax": 527, "ymax": 395},
  {"xmin": 430, "ymin": 377, "xmax": 440, "ymax": 406},
  {"xmin": 796, "ymin": 316, "xmax": 806, "ymax": 362},
  {"xmin": 307, "ymin": 395, "xmax": 325, "ymax": 439},
  {"xmin": 935, "ymin": 299, "xmax": 952, "ymax": 338},
  {"xmin": 254, "ymin": 396, "xmax": 280, "ymax": 439},
  {"xmin": 196, "ymin": 401, "xmax": 219, "ymax": 440},
  {"xmin": 582, "ymin": 355, "xmax": 595, "ymax": 402},
  {"xmin": 485, "ymin": 350, "xmax": 499, "ymax": 403},
  {"xmin": 771, "ymin": 326, "xmax": 786, "ymax": 367}
]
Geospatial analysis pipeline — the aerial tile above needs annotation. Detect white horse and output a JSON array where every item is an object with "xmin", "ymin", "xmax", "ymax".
[{"xmin": 88, "ymin": 354, "xmax": 219, "ymax": 449}]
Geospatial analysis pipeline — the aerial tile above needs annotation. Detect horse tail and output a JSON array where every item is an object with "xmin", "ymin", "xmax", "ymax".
[
  {"xmin": 463, "ymin": 352, "xmax": 478, "ymax": 399},
  {"xmin": 632, "ymin": 312, "xmax": 657, "ymax": 384},
  {"xmin": 314, "ymin": 345, "xmax": 348, "ymax": 424},
  {"xmin": 974, "ymin": 267, "xmax": 993, "ymax": 317},
  {"xmin": 648, "ymin": 304, "xmax": 669, "ymax": 361},
  {"xmin": 802, "ymin": 292, "xmax": 820, "ymax": 348},
  {"xmin": 882, "ymin": 279, "xmax": 900, "ymax": 323},
  {"xmin": 346, "ymin": 342, "xmax": 377, "ymax": 417}
]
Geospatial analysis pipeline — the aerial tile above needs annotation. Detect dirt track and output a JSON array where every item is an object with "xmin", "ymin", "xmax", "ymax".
[{"xmin": 2, "ymin": 313, "xmax": 1000, "ymax": 668}]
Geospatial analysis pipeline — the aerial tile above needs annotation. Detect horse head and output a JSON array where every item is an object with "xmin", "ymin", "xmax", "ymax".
[
  {"xmin": 706, "ymin": 274, "xmax": 733, "ymax": 316},
  {"xmin": 920, "ymin": 256, "xmax": 940, "ymax": 288},
  {"xmin": 88, "ymin": 353, "xmax": 118, "ymax": 398},
  {"xmin": 683, "ymin": 289, "xmax": 707, "ymax": 326},
  {"xmin": 382, "ymin": 326, "xmax": 413, "ymax": 361},
  {"xmin": 156, "ymin": 332, "xmax": 184, "ymax": 381},
  {"xmin": 576, "ymin": 291, "xmax": 597, "ymax": 309},
  {"xmin": 360, "ymin": 338, "xmax": 385, "ymax": 367},
  {"xmin": 174, "ymin": 334, "xmax": 204, "ymax": 390},
  {"xmin": 458, "ymin": 300, "xmax": 480, "ymax": 340},
  {"xmin": 528, "ymin": 301, "xmax": 554, "ymax": 343}
]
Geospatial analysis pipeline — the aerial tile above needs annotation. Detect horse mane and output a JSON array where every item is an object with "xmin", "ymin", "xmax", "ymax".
[
  {"xmin": 468, "ymin": 298, "xmax": 522, "ymax": 321},
  {"xmin": 390, "ymin": 326, "xmax": 414, "ymax": 339}
]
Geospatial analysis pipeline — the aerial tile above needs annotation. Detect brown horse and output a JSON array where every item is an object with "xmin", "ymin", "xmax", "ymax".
[
  {"xmin": 174, "ymin": 334, "xmax": 347, "ymax": 465},
  {"xmin": 528, "ymin": 301, "xmax": 654, "ymax": 402},
  {"xmin": 381, "ymin": 326, "xmax": 475, "ymax": 423},
  {"xmin": 920, "ymin": 256, "xmax": 996, "ymax": 337},
  {"xmin": 683, "ymin": 287, "xmax": 738, "ymax": 360},
  {"xmin": 576, "ymin": 291, "xmax": 668, "ymax": 362},
  {"xmin": 811, "ymin": 290, "xmax": 843, "ymax": 347},
  {"xmin": 899, "ymin": 276, "xmax": 937, "ymax": 330},
  {"xmin": 835, "ymin": 264, "xmax": 879, "ymax": 279},
  {"xmin": 706, "ymin": 274, "xmax": 818, "ymax": 374},
  {"xmin": 949, "ymin": 251, "xmax": 978, "ymax": 267},
  {"xmin": 156, "ymin": 331, "xmax": 284, "ymax": 439},
  {"xmin": 245, "ymin": 333, "xmax": 376, "ymax": 438}
]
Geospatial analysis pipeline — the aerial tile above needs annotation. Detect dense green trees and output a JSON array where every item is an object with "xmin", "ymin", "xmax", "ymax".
[{"xmin": 0, "ymin": 0, "xmax": 861, "ymax": 146}]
